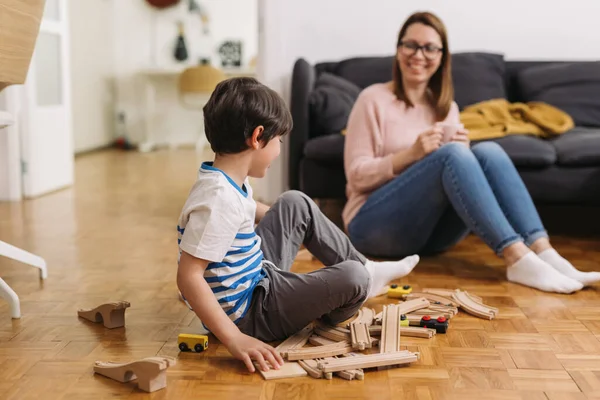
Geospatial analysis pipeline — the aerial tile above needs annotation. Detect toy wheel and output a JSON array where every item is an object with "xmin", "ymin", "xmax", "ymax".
[
  {"xmin": 179, "ymin": 342, "xmax": 189, "ymax": 352},
  {"xmin": 194, "ymin": 344, "xmax": 204, "ymax": 353}
]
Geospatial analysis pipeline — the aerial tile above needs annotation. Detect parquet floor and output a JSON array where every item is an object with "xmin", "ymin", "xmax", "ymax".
[{"xmin": 1, "ymin": 149, "xmax": 600, "ymax": 400}]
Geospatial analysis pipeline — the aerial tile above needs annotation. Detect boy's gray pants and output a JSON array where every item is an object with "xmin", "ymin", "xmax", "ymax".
[{"xmin": 236, "ymin": 190, "xmax": 371, "ymax": 342}]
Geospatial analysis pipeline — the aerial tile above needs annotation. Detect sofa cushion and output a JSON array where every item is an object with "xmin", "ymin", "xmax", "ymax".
[
  {"xmin": 309, "ymin": 73, "xmax": 361, "ymax": 136},
  {"xmin": 334, "ymin": 56, "xmax": 394, "ymax": 89},
  {"xmin": 520, "ymin": 166, "xmax": 600, "ymax": 204},
  {"xmin": 473, "ymin": 135, "xmax": 557, "ymax": 168},
  {"xmin": 551, "ymin": 127, "xmax": 600, "ymax": 166},
  {"xmin": 451, "ymin": 52, "xmax": 507, "ymax": 110},
  {"xmin": 304, "ymin": 133, "xmax": 345, "ymax": 164},
  {"xmin": 518, "ymin": 62, "xmax": 600, "ymax": 127}
]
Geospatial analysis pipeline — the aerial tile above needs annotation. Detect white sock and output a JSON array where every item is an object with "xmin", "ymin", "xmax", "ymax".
[
  {"xmin": 364, "ymin": 255, "xmax": 420, "ymax": 299},
  {"xmin": 538, "ymin": 248, "xmax": 600, "ymax": 286},
  {"xmin": 506, "ymin": 252, "xmax": 583, "ymax": 294}
]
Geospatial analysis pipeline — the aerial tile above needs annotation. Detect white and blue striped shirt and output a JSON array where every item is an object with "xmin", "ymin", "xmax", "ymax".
[{"xmin": 177, "ymin": 162, "xmax": 266, "ymax": 325}]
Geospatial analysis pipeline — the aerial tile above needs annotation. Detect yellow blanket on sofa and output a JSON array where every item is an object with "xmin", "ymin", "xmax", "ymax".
[{"xmin": 460, "ymin": 99, "xmax": 574, "ymax": 141}]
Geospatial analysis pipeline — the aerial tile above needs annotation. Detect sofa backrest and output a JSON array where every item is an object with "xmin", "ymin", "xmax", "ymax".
[{"xmin": 313, "ymin": 54, "xmax": 564, "ymax": 104}]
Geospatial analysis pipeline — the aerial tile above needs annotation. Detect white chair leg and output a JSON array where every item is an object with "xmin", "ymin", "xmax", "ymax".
[
  {"xmin": 0, "ymin": 240, "xmax": 47, "ymax": 279},
  {"xmin": 0, "ymin": 277, "xmax": 21, "ymax": 319}
]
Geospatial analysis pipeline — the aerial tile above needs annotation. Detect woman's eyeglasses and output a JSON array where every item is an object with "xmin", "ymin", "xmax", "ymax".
[{"xmin": 399, "ymin": 40, "xmax": 443, "ymax": 60}]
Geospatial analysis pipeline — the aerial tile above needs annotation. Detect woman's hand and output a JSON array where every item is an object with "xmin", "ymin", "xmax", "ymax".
[
  {"xmin": 225, "ymin": 332, "xmax": 284, "ymax": 373},
  {"xmin": 451, "ymin": 128, "xmax": 470, "ymax": 148},
  {"xmin": 410, "ymin": 125, "xmax": 444, "ymax": 161}
]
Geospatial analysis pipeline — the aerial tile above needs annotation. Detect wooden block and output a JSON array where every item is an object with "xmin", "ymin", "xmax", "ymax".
[
  {"xmin": 374, "ymin": 297, "xmax": 431, "ymax": 322},
  {"xmin": 400, "ymin": 327, "xmax": 436, "ymax": 339},
  {"xmin": 309, "ymin": 335, "xmax": 338, "ymax": 347},
  {"xmin": 317, "ymin": 351, "xmax": 418, "ymax": 373},
  {"xmin": 380, "ymin": 304, "xmax": 401, "ymax": 353},
  {"xmin": 258, "ymin": 362, "xmax": 307, "ymax": 380},
  {"xmin": 309, "ymin": 336, "xmax": 361, "ymax": 380},
  {"xmin": 314, "ymin": 322, "xmax": 351, "ymax": 342},
  {"xmin": 350, "ymin": 322, "xmax": 372, "ymax": 350},
  {"xmin": 369, "ymin": 324, "xmax": 434, "ymax": 339},
  {"xmin": 287, "ymin": 341, "xmax": 352, "ymax": 361},
  {"xmin": 297, "ymin": 359, "xmax": 322, "ymax": 379},
  {"xmin": 78, "ymin": 301, "xmax": 130, "ymax": 329},
  {"xmin": 276, "ymin": 323, "xmax": 313, "ymax": 358},
  {"xmin": 93, "ymin": 356, "xmax": 175, "ymax": 393}
]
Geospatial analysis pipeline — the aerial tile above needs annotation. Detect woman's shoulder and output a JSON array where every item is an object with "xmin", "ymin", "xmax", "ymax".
[
  {"xmin": 444, "ymin": 101, "xmax": 460, "ymax": 121},
  {"xmin": 355, "ymin": 82, "xmax": 398, "ymax": 107}
]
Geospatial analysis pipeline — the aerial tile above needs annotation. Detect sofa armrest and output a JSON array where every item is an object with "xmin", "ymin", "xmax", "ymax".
[{"xmin": 289, "ymin": 58, "xmax": 316, "ymax": 190}]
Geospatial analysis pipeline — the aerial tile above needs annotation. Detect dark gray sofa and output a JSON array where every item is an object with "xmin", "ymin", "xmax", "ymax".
[{"xmin": 289, "ymin": 53, "xmax": 600, "ymax": 234}]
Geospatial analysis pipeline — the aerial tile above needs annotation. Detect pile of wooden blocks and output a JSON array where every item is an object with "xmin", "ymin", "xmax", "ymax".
[{"xmin": 259, "ymin": 288, "xmax": 498, "ymax": 381}]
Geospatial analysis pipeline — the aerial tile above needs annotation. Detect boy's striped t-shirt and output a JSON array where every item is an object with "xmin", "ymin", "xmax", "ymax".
[{"xmin": 177, "ymin": 162, "xmax": 266, "ymax": 324}]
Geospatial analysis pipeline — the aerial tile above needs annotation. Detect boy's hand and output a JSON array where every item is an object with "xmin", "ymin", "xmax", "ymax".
[{"xmin": 225, "ymin": 332, "xmax": 284, "ymax": 373}]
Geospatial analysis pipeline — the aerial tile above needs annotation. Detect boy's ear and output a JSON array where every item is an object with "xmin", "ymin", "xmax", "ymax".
[{"xmin": 248, "ymin": 126, "xmax": 265, "ymax": 149}]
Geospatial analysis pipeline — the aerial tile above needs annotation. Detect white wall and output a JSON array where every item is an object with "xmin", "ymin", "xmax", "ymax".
[
  {"xmin": 68, "ymin": 0, "xmax": 116, "ymax": 153},
  {"xmin": 113, "ymin": 0, "xmax": 258, "ymax": 149},
  {"xmin": 258, "ymin": 0, "xmax": 600, "ymax": 201}
]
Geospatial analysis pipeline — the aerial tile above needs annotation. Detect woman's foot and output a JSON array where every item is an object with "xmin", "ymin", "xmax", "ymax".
[
  {"xmin": 364, "ymin": 255, "xmax": 420, "ymax": 298},
  {"xmin": 537, "ymin": 248, "xmax": 600, "ymax": 286},
  {"xmin": 506, "ymin": 252, "xmax": 583, "ymax": 294}
]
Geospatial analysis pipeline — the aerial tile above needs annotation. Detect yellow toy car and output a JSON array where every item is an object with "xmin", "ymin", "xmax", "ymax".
[
  {"xmin": 400, "ymin": 314, "xmax": 410, "ymax": 327},
  {"xmin": 178, "ymin": 333, "xmax": 209, "ymax": 353},
  {"xmin": 387, "ymin": 284, "xmax": 413, "ymax": 298}
]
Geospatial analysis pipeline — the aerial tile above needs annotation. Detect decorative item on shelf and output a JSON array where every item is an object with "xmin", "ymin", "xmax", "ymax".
[
  {"xmin": 145, "ymin": 0, "xmax": 180, "ymax": 9},
  {"xmin": 178, "ymin": 59, "xmax": 226, "ymax": 108},
  {"xmin": 174, "ymin": 21, "xmax": 189, "ymax": 62},
  {"xmin": 188, "ymin": 0, "xmax": 210, "ymax": 34},
  {"xmin": 218, "ymin": 40, "xmax": 243, "ymax": 67}
]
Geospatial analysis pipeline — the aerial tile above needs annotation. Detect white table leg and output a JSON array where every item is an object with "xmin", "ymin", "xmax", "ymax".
[
  {"xmin": 0, "ymin": 241, "xmax": 47, "ymax": 279},
  {"xmin": 0, "ymin": 277, "xmax": 21, "ymax": 319}
]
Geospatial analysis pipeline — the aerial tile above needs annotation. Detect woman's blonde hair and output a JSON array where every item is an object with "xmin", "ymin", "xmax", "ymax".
[{"xmin": 392, "ymin": 11, "xmax": 453, "ymax": 121}]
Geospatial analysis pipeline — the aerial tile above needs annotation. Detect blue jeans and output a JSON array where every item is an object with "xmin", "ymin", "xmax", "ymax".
[{"xmin": 347, "ymin": 142, "xmax": 548, "ymax": 258}]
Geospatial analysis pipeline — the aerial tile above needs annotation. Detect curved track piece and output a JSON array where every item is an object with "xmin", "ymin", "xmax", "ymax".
[
  {"xmin": 78, "ymin": 301, "xmax": 130, "ymax": 329},
  {"xmin": 423, "ymin": 288, "xmax": 483, "ymax": 303},
  {"xmin": 93, "ymin": 356, "xmax": 175, "ymax": 392},
  {"xmin": 452, "ymin": 290, "xmax": 497, "ymax": 320},
  {"xmin": 347, "ymin": 307, "xmax": 376, "ymax": 327},
  {"xmin": 403, "ymin": 292, "xmax": 459, "ymax": 307}
]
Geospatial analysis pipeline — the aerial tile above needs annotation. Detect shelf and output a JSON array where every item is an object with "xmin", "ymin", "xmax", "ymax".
[{"xmin": 138, "ymin": 66, "xmax": 257, "ymax": 77}]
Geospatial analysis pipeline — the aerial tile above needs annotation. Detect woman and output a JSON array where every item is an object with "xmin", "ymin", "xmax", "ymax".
[{"xmin": 343, "ymin": 11, "xmax": 599, "ymax": 293}]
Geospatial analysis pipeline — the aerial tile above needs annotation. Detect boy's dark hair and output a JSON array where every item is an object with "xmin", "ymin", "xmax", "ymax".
[{"xmin": 203, "ymin": 77, "xmax": 293, "ymax": 154}]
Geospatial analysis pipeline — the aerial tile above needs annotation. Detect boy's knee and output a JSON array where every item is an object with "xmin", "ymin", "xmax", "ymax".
[
  {"xmin": 340, "ymin": 260, "xmax": 370, "ymax": 297},
  {"xmin": 277, "ymin": 190, "xmax": 315, "ymax": 214}
]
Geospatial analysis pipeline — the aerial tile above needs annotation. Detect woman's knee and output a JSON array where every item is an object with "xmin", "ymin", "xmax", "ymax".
[
  {"xmin": 435, "ymin": 142, "xmax": 475, "ymax": 163},
  {"xmin": 471, "ymin": 141, "xmax": 509, "ymax": 163}
]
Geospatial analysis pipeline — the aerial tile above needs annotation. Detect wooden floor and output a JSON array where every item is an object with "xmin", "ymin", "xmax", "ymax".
[{"xmin": 1, "ymin": 149, "xmax": 600, "ymax": 400}]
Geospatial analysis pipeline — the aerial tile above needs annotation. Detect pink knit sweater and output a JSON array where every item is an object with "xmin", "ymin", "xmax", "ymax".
[{"xmin": 342, "ymin": 82, "xmax": 460, "ymax": 228}]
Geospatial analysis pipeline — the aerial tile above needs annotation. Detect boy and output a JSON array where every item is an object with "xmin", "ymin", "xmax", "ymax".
[{"xmin": 176, "ymin": 77, "xmax": 419, "ymax": 373}]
